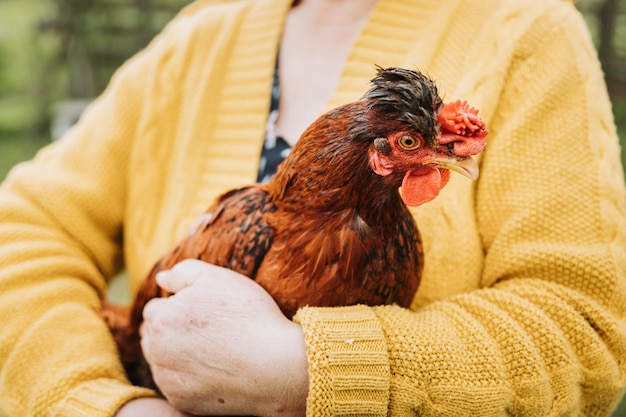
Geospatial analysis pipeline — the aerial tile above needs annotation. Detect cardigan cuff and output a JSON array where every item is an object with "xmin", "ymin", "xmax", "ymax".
[
  {"xmin": 52, "ymin": 378, "xmax": 155, "ymax": 417},
  {"xmin": 294, "ymin": 305, "xmax": 390, "ymax": 417}
]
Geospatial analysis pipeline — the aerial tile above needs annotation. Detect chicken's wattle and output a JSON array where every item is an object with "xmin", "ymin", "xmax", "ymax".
[{"xmin": 401, "ymin": 167, "xmax": 451, "ymax": 206}]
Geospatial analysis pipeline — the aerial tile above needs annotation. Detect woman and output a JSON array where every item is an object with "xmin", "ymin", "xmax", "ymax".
[{"xmin": 0, "ymin": 0, "xmax": 625, "ymax": 416}]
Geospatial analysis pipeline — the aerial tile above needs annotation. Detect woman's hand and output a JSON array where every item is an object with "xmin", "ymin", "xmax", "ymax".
[{"xmin": 140, "ymin": 259, "xmax": 309, "ymax": 417}]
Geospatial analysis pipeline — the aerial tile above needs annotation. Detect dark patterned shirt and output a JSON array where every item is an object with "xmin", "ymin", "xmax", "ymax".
[{"xmin": 257, "ymin": 60, "xmax": 292, "ymax": 183}]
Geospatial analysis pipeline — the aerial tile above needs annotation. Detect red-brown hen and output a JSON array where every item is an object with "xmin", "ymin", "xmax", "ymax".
[{"xmin": 100, "ymin": 66, "xmax": 488, "ymax": 390}]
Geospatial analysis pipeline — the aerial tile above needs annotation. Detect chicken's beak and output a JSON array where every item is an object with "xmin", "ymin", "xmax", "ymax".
[{"xmin": 431, "ymin": 156, "xmax": 480, "ymax": 180}]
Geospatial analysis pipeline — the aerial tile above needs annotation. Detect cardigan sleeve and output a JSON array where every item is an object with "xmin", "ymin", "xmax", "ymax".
[
  {"xmin": 293, "ymin": 3, "xmax": 626, "ymax": 416},
  {"xmin": 0, "ymin": 14, "xmax": 191, "ymax": 416}
]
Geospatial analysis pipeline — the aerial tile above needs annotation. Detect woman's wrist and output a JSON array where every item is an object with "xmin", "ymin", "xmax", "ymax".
[{"xmin": 257, "ymin": 321, "xmax": 309, "ymax": 417}]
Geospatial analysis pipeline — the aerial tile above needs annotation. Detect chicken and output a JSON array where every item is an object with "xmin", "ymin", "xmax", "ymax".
[{"xmin": 100, "ymin": 66, "xmax": 488, "ymax": 390}]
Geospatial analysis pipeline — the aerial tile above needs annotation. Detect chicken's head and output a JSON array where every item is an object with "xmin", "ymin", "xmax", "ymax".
[{"xmin": 364, "ymin": 67, "xmax": 488, "ymax": 207}]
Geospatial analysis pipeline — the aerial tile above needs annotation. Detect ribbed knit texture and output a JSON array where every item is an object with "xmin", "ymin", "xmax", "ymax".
[{"xmin": 0, "ymin": 0, "xmax": 625, "ymax": 416}]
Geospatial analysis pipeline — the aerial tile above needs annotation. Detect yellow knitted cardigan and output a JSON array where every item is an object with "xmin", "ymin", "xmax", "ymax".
[{"xmin": 0, "ymin": 0, "xmax": 625, "ymax": 415}]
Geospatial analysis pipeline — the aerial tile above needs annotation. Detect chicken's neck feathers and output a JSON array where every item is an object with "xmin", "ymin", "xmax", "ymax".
[{"xmin": 266, "ymin": 102, "xmax": 402, "ymax": 221}]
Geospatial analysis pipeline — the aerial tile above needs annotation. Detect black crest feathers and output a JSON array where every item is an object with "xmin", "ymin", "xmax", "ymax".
[{"xmin": 363, "ymin": 66, "xmax": 443, "ymax": 146}]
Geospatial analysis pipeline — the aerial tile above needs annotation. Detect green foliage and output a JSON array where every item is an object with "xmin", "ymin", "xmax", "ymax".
[
  {"xmin": 0, "ymin": 0, "xmax": 190, "ymax": 180},
  {"xmin": 0, "ymin": 0, "xmax": 62, "ymax": 137},
  {"xmin": 0, "ymin": 0, "xmax": 187, "ymax": 135}
]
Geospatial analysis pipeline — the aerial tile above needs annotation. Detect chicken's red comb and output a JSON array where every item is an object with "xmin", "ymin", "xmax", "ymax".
[{"xmin": 438, "ymin": 100, "xmax": 488, "ymax": 138}]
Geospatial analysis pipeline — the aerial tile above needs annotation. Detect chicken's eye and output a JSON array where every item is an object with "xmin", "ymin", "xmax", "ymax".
[{"xmin": 398, "ymin": 135, "xmax": 421, "ymax": 150}]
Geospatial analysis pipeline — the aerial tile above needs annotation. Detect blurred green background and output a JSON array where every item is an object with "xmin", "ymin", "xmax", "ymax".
[
  {"xmin": 0, "ymin": 0, "xmax": 626, "ymax": 415},
  {"xmin": 0, "ymin": 0, "xmax": 185, "ymax": 178}
]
